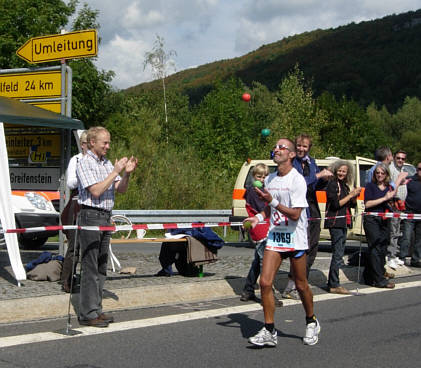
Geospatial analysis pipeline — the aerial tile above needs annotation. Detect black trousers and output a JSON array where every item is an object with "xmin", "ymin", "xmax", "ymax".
[
  {"xmin": 60, "ymin": 230, "xmax": 79, "ymax": 287},
  {"xmin": 363, "ymin": 215, "xmax": 389, "ymax": 287},
  {"xmin": 159, "ymin": 242, "xmax": 198, "ymax": 276},
  {"xmin": 287, "ymin": 218, "xmax": 321, "ymax": 280},
  {"xmin": 306, "ymin": 218, "xmax": 321, "ymax": 277}
]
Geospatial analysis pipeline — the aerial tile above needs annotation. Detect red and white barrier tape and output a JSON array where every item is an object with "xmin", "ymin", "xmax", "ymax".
[
  {"xmin": 311, "ymin": 212, "xmax": 421, "ymax": 221},
  {"xmin": 2, "ymin": 222, "xmax": 244, "ymax": 234},
  {"xmin": 364, "ymin": 212, "xmax": 421, "ymax": 220},
  {"xmin": 1, "ymin": 212, "xmax": 420, "ymax": 234}
]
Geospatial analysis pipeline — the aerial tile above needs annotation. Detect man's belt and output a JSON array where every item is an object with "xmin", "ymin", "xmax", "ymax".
[{"xmin": 81, "ymin": 204, "xmax": 111, "ymax": 214}]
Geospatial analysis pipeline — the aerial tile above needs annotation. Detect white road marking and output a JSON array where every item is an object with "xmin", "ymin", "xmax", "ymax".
[{"xmin": 1, "ymin": 280, "xmax": 420, "ymax": 348}]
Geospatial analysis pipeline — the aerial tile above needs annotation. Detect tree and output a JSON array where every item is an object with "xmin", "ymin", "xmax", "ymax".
[
  {"xmin": 0, "ymin": 0, "xmax": 77, "ymax": 68},
  {"xmin": 72, "ymin": 2, "xmax": 99, "ymax": 32},
  {"xmin": 400, "ymin": 129, "xmax": 421, "ymax": 165},
  {"xmin": 143, "ymin": 35, "xmax": 177, "ymax": 143},
  {"xmin": 390, "ymin": 97, "xmax": 421, "ymax": 143},
  {"xmin": 273, "ymin": 65, "xmax": 328, "ymax": 158},
  {"xmin": 318, "ymin": 92, "xmax": 389, "ymax": 158},
  {"xmin": 189, "ymin": 78, "xmax": 263, "ymax": 173}
]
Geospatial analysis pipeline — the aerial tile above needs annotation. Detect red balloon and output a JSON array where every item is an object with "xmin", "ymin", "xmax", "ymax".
[{"xmin": 242, "ymin": 93, "xmax": 251, "ymax": 102}]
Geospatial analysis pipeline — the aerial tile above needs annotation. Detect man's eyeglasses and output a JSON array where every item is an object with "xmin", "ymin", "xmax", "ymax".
[
  {"xmin": 272, "ymin": 144, "xmax": 291, "ymax": 151},
  {"xmin": 395, "ymin": 156, "xmax": 406, "ymax": 161},
  {"xmin": 417, "ymin": 167, "xmax": 421, "ymax": 171},
  {"xmin": 81, "ymin": 141, "xmax": 87, "ymax": 144}
]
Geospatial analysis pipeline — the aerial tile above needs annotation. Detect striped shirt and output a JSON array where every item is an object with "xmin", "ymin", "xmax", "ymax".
[{"xmin": 76, "ymin": 150, "xmax": 121, "ymax": 211}]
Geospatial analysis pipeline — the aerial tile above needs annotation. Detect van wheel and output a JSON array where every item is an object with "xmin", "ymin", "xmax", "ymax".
[{"xmin": 18, "ymin": 235, "xmax": 48, "ymax": 249}]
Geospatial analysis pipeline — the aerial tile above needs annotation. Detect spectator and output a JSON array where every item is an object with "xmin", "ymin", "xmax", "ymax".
[
  {"xmin": 246, "ymin": 138, "xmax": 320, "ymax": 347},
  {"xmin": 77, "ymin": 126, "xmax": 138, "ymax": 327},
  {"xmin": 387, "ymin": 150, "xmax": 408, "ymax": 269},
  {"xmin": 365, "ymin": 146, "xmax": 408, "ymax": 188},
  {"xmin": 365, "ymin": 147, "xmax": 393, "ymax": 184},
  {"xmin": 281, "ymin": 134, "xmax": 332, "ymax": 300},
  {"xmin": 324, "ymin": 160, "xmax": 361, "ymax": 294},
  {"xmin": 60, "ymin": 130, "xmax": 88, "ymax": 293},
  {"xmin": 155, "ymin": 227, "xmax": 223, "ymax": 276},
  {"xmin": 363, "ymin": 163, "xmax": 396, "ymax": 289},
  {"xmin": 400, "ymin": 162, "xmax": 421, "ymax": 268},
  {"xmin": 240, "ymin": 164, "xmax": 282, "ymax": 306}
]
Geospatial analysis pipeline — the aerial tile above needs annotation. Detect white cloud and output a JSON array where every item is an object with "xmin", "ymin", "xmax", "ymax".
[
  {"xmin": 123, "ymin": 2, "xmax": 165, "ymax": 28},
  {"xmin": 95, "ymin": 35, "xmax": 153, "ymax": 88}
]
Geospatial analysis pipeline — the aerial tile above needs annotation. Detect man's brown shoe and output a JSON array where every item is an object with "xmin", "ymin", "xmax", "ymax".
[
  {"xmin": 61, "ymin": 282, "xmax": 71, "ymax": 293},
  {"xmin": 329, "ymin": 286, "xmax": 351, "ymax": 295},
  {"xmin": 99, "ymin": 313, "xmax": 114, "ymax": 323},
  {"xmin": 79, "ymin": 317, "xmax": 109, "ymax": 328}
]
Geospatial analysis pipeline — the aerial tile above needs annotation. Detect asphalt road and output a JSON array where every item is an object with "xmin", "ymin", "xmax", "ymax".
[{"xmin": 0, "ymin": 275, "xmax": 419, "ymax": 368}]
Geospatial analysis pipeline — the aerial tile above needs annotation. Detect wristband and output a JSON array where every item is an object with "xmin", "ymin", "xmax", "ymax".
[
  {"xmin": 269, "ymin": 198, "xmax": 279, "ymax": 208},
  {"xmin": 255, "ymin": 213, "xmax": 264, "ymax": 222}
]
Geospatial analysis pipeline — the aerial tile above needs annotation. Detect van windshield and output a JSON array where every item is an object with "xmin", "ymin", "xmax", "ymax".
[
  {"xmin": 359, "ymin": 164, "xmax": 375, "ymax": 187},
  {"xmin": 245, "ymin": 165, "xmax": 277, "ymax": 188}
]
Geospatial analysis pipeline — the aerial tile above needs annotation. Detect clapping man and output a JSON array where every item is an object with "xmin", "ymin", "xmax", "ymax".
[{"xmin": 77, "ymin": 126, "xmax": 138, "ymax": 327}]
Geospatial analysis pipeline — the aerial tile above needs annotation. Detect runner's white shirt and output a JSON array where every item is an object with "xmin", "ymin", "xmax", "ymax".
[{"xmin": 264, "ymin": 168, "xmax": 309, "ymax": 252}]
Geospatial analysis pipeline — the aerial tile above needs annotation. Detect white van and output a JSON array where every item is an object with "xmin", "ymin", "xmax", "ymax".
[
  {"xmin": 12, "ymin": 191, "xmax": 59, "ymax": 248},
  {"xmin": 230, "ymin": 157, "xmax": 415, "ymax": 240},
  {"xmin": 0, "ymin": 191, "xmax": 59, "ymax": 249}
]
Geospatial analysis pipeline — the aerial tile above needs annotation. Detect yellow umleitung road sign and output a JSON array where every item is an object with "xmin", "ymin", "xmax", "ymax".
[
  {"xmin": 17, "ymin": 29, "xmax": 97, "ymax": 63},
  {"xmin": 0, "ymin": 71, "xmax": 61, "ymax": 99}
]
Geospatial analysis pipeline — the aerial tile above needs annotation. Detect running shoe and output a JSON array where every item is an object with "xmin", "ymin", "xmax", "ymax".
[
  {"xmin": 248, "ymin": 327, "xmax": 277, "ymax": 347},
  {"xmin": 282, "ymin": 288, "xmax": 300, "ymax": 300},
  {"xmin": 240, "ymin": 291, "xmax": 259, "ymax": 302},
  {"xmin": 387, "ymin": 257, "xmax": 398, "ymax": 270},
  {"xmin": 303, "ymin": 318, "xmax": 321, "ymax": 346},
  {"xmin": 395, "ymin": 258, "xmax": 404, "ymax": 266}
]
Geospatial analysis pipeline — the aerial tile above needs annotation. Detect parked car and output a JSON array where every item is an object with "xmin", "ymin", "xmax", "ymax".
[
  {"xmin": 0, "ymin": 191, "xmax": 59, "ymax": 249},
  {"xmin": 230, "ymin": 157, "xmax": 416, "ymax": 241}
]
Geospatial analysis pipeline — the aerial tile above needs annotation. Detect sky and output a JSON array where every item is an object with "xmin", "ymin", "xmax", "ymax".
[{"xmin": 72, "ymin": 0, "xmax": 421, "ymax": 90}]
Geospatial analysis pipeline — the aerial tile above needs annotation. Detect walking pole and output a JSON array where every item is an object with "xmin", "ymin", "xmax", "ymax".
[
  {"xmin": 354, "ymin": 213, "xmax": 364, "ymax": 296},
  {"xmin": 64, "ymin": 215, "xmax": 82, "ymax": 335}
]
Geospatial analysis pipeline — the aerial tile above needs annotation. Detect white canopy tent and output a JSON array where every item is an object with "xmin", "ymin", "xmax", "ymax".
[{"xmin": 0, "ymin": 96, "xmax": 83, "ymax": 285}]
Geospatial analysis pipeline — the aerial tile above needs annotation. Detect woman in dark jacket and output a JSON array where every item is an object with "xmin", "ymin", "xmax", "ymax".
[
  {"xmin": 325, "ymin": 160, "xmax": 361, "ymax": 294},
  {"xmin": 363, "ymin": 163, "xmax": 397, "ymax": 288}
]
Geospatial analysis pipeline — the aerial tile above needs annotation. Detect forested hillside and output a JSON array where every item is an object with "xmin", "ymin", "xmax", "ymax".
[{"xmin": 128, "ymin": 9, "xmax": 421, "ymax": 111}]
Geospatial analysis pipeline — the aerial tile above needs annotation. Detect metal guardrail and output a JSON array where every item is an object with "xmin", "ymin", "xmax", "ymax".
[{"xmin": 111, "ymin": 209, "xmax": 232, "ymax": 224}]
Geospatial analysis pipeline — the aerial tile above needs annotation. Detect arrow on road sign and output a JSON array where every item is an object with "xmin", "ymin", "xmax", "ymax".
[{"xmin": 17, "ymin": 29, "xmax": 97, "ymax": 64}]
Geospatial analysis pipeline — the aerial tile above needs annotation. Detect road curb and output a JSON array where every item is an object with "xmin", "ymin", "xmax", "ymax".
[{"xmin": 0, "ymin": 265, "xmax": 419, "ymax": 324}]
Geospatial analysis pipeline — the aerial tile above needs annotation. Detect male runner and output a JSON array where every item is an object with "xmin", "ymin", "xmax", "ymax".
[{"xmin": 246, "ymin": 138, "xmax": 320, "ymax": 347}]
